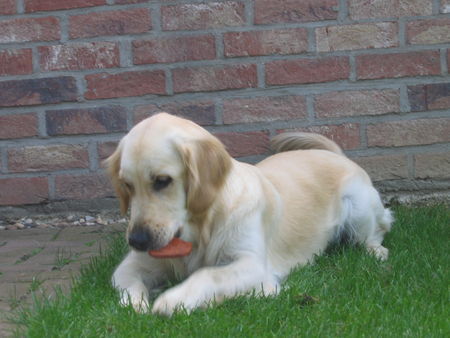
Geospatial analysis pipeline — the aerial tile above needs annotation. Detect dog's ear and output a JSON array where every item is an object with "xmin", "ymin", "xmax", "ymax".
[
  {"xmin": 104, "ymin": 144, "xmax": 129, "ymax": 215},
  {"xmin": 178, "ymin": 136, "xmax": 232, "ymax": 216}
]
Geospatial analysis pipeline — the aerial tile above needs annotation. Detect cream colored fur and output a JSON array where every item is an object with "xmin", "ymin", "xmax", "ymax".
[{"xmin": 106, "ymin": 113, "xmax": 392, "ymax": 316}]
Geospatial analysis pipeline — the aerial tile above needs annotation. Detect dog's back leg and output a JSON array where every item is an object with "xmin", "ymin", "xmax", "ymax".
[
  {"xmin": 364, "ymin": 195, "xmax": 393, "ymax": 260},
  {"xmin": 340, "ymin": 180, "xmax": 393, "ymax": 260}
]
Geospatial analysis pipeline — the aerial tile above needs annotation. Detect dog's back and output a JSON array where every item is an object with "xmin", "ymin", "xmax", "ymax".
[{"xmin": 256, "ymin": 132, "xmax": 392, "ymax": 278}]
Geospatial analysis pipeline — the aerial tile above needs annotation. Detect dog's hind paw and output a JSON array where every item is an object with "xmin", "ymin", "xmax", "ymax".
[{"xmin": 367, "ymin": 245, "xmax": 389, "ymax": 261}]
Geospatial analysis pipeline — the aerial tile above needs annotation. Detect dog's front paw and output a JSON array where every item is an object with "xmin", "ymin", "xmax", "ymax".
[
  {"xmin": 152, "ymin": 285, "xmax": 200, "ymax": 316},
  {"xmin": 119, "ymin": 290, "xmax": 150, "ymax": 313}
]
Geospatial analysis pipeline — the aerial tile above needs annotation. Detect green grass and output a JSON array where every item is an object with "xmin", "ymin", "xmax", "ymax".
[{"xmin": 12, "ymin": 206, "xmax": 450, "ymax": 337}]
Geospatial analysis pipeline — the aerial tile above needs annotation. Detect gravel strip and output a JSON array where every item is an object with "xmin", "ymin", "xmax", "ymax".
[{"xmin": 0, "ymin": 213, "xmax": 128, "ymax": 231}]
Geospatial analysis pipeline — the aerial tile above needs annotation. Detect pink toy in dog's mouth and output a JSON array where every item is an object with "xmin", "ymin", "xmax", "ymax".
[{"xmin": 148, "ymin": 237, "xmax": 192, "ymax": 258}]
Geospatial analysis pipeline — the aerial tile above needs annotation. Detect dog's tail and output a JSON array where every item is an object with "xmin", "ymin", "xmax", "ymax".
[{"xmin": 270, "ymin": 132, "xmax": 344, "ymax": 156}]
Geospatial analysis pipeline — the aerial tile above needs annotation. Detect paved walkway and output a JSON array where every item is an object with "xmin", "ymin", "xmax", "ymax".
[{"xmin": 0, "ymin": 223, "xmax": 125, "ymax": 337}]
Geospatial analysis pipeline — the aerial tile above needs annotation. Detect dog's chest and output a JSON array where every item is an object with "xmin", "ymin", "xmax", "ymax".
[{"xmin": 172, "ymin": 239, "xmax": 232, "ymax": 277}]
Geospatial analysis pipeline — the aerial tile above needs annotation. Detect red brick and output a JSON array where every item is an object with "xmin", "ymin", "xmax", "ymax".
[
  {"xmin": 367, "ymin": 118, "xmax": 450, "ymax": 147},
  {"xmin": 406, "ymin": 18, "xmax": 450, "ymax": 45},
  {"xmin": 348, "ymin": 0, "xmax": 432, "ymax": 19},
  {"xmin": 25, "ymin": 0, "xmax": 105, "ymax": 12},
  {"xmin": 415, "ymin": 152, "xmax": 450, "ymax": 179},
  {"xmin": 316, "ymin": 23, "xmax": 398, "ymax": 52},
  {"xmin": 224, "ymin": 28, "xmax": 308, "ymax": 57},
  {"xmin": 173, "ymin": 64, "xmax": 257, "ymax": 93},
  {"xmin": 356, "ymin": 51, "xmax": 440, "ymax": 80},
  {"xmin": 46, "ymin": 106, "xmax": 127, "ymax": 136},
  {"xmin": 280, "ymin": 124, "xmax": 360, "ymax": 150},
  {"xmin": 134, "ymin": 101, "xmax": 216, "ymax": 126},
  {"xmin": 0, "ymin": 113, "xmax": 38, "ymax": 140},
  {"xmin": 0, "ymin": 177, "xmax": 48, "ymax": 206},
  {"xmin": 408, "ymin": 83, "xmax": 450, "ymax": 112},
  {"xmin": 98, "ymin": 141, "xmax": 119, "ymax": 161},
  {"xmin": 85, "ymin": 70, "xmax": 165, "ymax": 99},
  {"xmin": 55, "ymin": 173, "xmax": 114, "ymax": 200},
  {"xmin": 8, "ymin": 145, "xmax": 89, "ymax": 173},
  {"xmin": 215, "ymin": 131, "xmax": 270, "ymax": 158},
  {"xmin": 0, "ymin": 77, "xmax": 77, "ymax": 107},
  {"xmin": 407, "ymin": 85, "xmax": 427, "ymax": 112},
  {"xmin": 266, "ymin": 57, "xmax": 349, "ymax": 86},
  {"xmin": 0, "ymin": 0, "xmax": 15, "ymax": 15},
  {"xmin": 315, "ymin": 89, "xmax": 400, "ymax": 118},
  {"xmin": 353, "ymin": 155, "xmax": 408, "ymax": 181},
  {"xmin": 223, "ymin": 95, "xmax": 307, "ymax": 124},
  {"xmin": 0, "ymin": 17, "xmax": 60, "ymax": 43},
  {"xmin": 133, "ymin": 35, "xmax": 216, "ymax": 65},
  {"xmin": 39, "ymin": 42, "xmax": 120, "ymax": 71},
  {"xmin": 69, "ymin": 8, "xmax": 151, "ymax": 39},
  {"xmin": 162, "ymin": 2, "xmax": 245, "ymax": 31},
  {"xmin": 0, "ymin": 49, "xmax": 32, "ymax": 76},
  {"xmin": 254, "ymin": 0, "xmax": 338, "ymax": 25}
]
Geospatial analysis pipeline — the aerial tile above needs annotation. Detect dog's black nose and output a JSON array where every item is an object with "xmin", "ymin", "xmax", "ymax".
[{"xmin": 128, "ymin": 227, "xmax": 151, "ymax": 251}]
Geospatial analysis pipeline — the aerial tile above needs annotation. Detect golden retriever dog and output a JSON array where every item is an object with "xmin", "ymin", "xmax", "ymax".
[{"xmin": 106, "ymin": 113, "xmax": 392, "ymax": 316}]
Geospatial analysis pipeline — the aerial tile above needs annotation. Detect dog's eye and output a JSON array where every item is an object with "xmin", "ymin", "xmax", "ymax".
[{"xmin": 153, "ymin": 176, "xmax": 173, "ymax": 191}]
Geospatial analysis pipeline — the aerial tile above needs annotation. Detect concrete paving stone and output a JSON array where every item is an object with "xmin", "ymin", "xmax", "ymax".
[
  {"xmin": 0, "ymin": 224, "xmax": 124, "ymax": 335},
  {"xmin": 0, "ymin": 239, "xmax": 48, "ymax": 251},
  {"xmin": 0, "ymin": 242, "xmax": 46, "ymax": 258},
  {"xmin": 0, "ymin": 282, "xmax": 30, "ymax": 307},
  {"xmin": 0, "ymin": 321, "xmax": 16, "ymax": 338},
  {"xmin": 0, "ymin": 228, "xmax": 58, "ymax": 241},
  {"xmin": 0, "ymin": 269, "xmax": 74, "ymax": 283},
  {"xmin": 0, "ymin": 270, "xmax": 45, "ymax": 283}
]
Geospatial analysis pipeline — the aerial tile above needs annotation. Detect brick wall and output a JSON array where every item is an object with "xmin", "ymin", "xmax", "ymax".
[{"xmin": 0, "ymin": 0, "xmax": 449, "ymax": 210}]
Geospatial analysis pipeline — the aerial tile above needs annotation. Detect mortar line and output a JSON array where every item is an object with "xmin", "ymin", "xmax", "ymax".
[
  {"xmin": 432, "ymin": 0, "xmax": 441, "ymax": 14},
  {"xmin": 256, "ymin": 63, "xmax": 265, "ymax": 88},
  {"xmin": 31, "ymin": 46, "xmax": 40, "ymax": 74},
  {"xmin": 119, "ymin": 39, "xmax": 133, "ymax": 68},
  {"xmin": 16, "ymin": 0, "xmax": 24, "ymax": 13},
  {"xmin": 215, "ymin": 98, "xmax": 224, "ymax": 125},
  {"xmin": 338, "ymin": 0, "xmax": 349, "ymax": 23},
  {"xmin": 48, "ymin": 175, "xmax": 56, "ymax": 200},
  {"xmin": 408, "ymin": 153, "xmax": 416, "ymax": 179},
  {"xmin": 349, "ymin": 54, "xmax": 356, "ymax": 82},
  {"xmin": 0, "ymin": 147, "xmax": 7, "ymax": 174},
  {"xmin": 307, "ymin": 27, "xmax": 316, "ymax": 53},
  {"xmin": 37, "ymin": 110, "xmax": 48, "ymax": 137},
  {"xmin": 359, "ymin": 121, "xmax": 368, "ymax": 149},
  {"xmin": 149, "ymin": 2, "xmax": 162, "ymax": 33},
  {"xmin": 88, "ymin": 141, "xmax": 99, "ymax": 171},
  {"xmin": 244, "ymin": 0, "xmax": 254, "ymax": 26},
  {"xmin": 399, "ymin": 84, "xmax": 411, "ymax": 113},
  {"xmin": 306, "ymin": 95, "xmax": 315, "ymax": 123},
  {"xmin": 59, "ymin": 14, "xmax": 69, "ymax": 43},
  {"xmin": 165, "ymin": 68, "xmax": 173, "ymax": 96},
  {"xmin": 214, "ymin": 32, "xmax": 224, "ymax": 59},
  {"xmin": 440, "ymin": 48, "xmax": 448, "ymax": 75}
]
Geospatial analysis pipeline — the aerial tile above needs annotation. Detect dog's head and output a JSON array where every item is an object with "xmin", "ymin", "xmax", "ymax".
[{"xmin": 105, "ymin": 113, "xmax": 232, "ymax": 252}]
